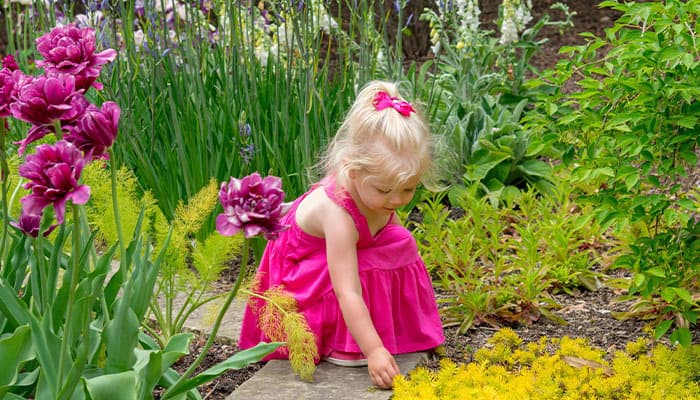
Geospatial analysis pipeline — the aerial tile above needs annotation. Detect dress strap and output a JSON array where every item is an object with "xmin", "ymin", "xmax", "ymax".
[{"xmin": 321, "ymin": 177, "xmax": 373, "ymax": 245}]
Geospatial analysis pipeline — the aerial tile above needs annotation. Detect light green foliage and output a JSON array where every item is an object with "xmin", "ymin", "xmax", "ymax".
[
  {"xmin": 82, "ymin": 163, "xmax": 162, "ymax": 255},
  {"xmin": 410, "ymin": 183, "xmax": 604, "ymax": 333},
  {"xmin": 526, "ymin": 0, "xmax": 700, "ymax": 344},
  {"xmin": 148, "ymin": 178, "xmax": 243, "ymax": 347},
  {"xmin": 394, "ymin": 329, "xmax": 700, "ymax": 399},
  {"xmin": 2, "ymin": 155, "xmax": 25, "ymax": 218}
]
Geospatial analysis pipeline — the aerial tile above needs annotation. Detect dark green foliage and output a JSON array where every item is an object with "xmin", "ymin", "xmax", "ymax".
[{"xmin": 421, "ymin": 9, "xmax": 561, "ymax": 205}]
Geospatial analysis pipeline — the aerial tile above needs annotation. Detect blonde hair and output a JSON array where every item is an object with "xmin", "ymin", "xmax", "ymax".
[{"xmin": 319, "ymin": 80, "xmax": 436, "ymax": 190}]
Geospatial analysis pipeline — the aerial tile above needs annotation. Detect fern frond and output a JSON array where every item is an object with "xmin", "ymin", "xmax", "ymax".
[
  {"xmin": 253, "ymin": 286, "xmax": 318, "ymax": 381},
  {"xmin": 191, "ymin": 232, "xmax": 242, "ymax": 283},
  {"xmin": 284, "ymin": 312, "xmax": 319, "ymax": 382},
  {"xmin": 82, "ymin": 164, "xmax": 164, "ymax": 257},
  {"xmin": 4, "ymin": 155, "xmax": 25, "ymax": 218},
  {"xmin": 173, "ymin": 177, "xmax": 219, "ymax": 235}
]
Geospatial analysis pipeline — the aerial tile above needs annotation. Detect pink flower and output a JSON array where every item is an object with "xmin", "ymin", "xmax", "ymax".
[
  {"xmin": 19, "ymin": 140, "xmax": 90, "ymax": 224},
  {"xmin": 35, "ymin": 24, "xmax": 117, "ymax": 91},
  {"xmin": 64, "ymin": 101, "xmax": 120, "ymax": 160},
  {"xmin": 10, "ymin": 74, "xmax": 88, "ymax": 154},
  {"xmin": 216, "ymin": 173, "xmax": 290, "ymax": 240},
  {"xmin": 10, "ymin": 210, "xmax": 57, "ymax": 238},
  {"xmin": 0, "ymin": 67, "xmax": 24, "ymax": 118},
  {"xmin": 1, "ymin": 55, "xmax": 19, "ymax": 71}
]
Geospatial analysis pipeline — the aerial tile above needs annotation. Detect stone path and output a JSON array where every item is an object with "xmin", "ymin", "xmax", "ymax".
[
  {"xmin": 176, "ymin": 295, "xmax": 426, "ymax": 400},
  {"xmin": 142, "ymin": 268, "xmax": 426, "ymax": 400},
  {"xmin": 229, "ymin": 353, "xmax": 427, "ymax": 400}
]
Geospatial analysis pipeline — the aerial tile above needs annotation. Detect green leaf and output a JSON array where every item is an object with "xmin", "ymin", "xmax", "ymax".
[
  {"xmin": 132, "ymin": 334, "xmax": 193, "ymax": 400},
  {"xmin": 670, "ymin": 327, "xmax": 692, "ymax": 347},
  {"xmin": 103, "ymin": 306, "xmax": 140, "ymax": 373},
  {"xmin": 463, "ymin": 150, "xmax": 510, "ymax": 181},
  {"xmin": 658, "ymin": 46, "xmax": 685, "ymax": 63},
  {"xmin": 83, "ymin": 371, "xmax": 138, "ymax": 400},
  {"xmin": 661, "ymin": 287, "xmax": 676, "ymax": 303},
  {"xmin": 674, "ymin": 115, "xmax": 697, "ymax": 129},
  {"xmin": 573, "ymin": 214, "xmax": 594, "ymax": 232},
  {"xmin": 0, "ymin": 279, "xmax": 32, "ymax": 327},
  {"xmin": 677, "ymin": 199, "xmax": 696, "ymax": 211},
  {"xmin": 516, "ymin": 159, "xmax": 552, "ymax": 178},
  {"xmin": 654, "ymin": 319, "xmax": 673, "ymax": 339},
  {"xmin": 645, "ymin": 267, "xmax": 666, "ymax": 278},
  {"xmin": 670, "ymin": 287, "xmax": 695, "ymax": 305},
  {"xmin": 0, "ymin": 325, "xmax": 34, "ymax": 397},
  {"xmin": 163, "ymin": 342, "xmax": 284, "ymax": 398},
  {"xmin": 3, "ymin": 394, "xmax": 26, "ymax": 400},
  {"xmin": 624, "ymin": 174, "xmax": 640, "ymax": 191},
  {"xmin": 162, "ymin": 333, "xmax": 194, "ymax": 367}
]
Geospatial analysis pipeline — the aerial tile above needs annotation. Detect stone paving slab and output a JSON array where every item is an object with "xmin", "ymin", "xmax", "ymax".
[
  {"xmin": 111, "ymin": 263, "xmax": 430, "ymax": 398},
  {"xmin": 228, "ymin": 352, "xmax": 427, "ymax": 400}
]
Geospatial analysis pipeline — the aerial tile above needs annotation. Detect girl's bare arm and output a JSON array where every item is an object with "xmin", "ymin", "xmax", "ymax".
[{"xmin": 323, "ymin": 207, "xmax": 399, "ymax": 388}]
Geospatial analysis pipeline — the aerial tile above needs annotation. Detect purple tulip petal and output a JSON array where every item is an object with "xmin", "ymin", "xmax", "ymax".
[
  {"xmin": 216, "ymin": 172, "xmax": 290, "ymax": 239},
  {"xmin": 64, "ymin": 101, "xmax": 120, "ymax": 160},
  {"xmin": 19, "ymin": 140, "xmax": 90, "ymax": 225},
  {"xmin": 35, "ymin": 24, "xmax": 117, "ymax": 91},
  {"xmin": 216, "ymin": 214, "xmax": 241, "ymax": 236}
]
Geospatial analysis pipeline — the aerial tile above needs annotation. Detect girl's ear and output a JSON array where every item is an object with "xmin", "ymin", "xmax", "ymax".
[{"xmin": 344, "ymin": 159, "xmax": 358, "ymax": 180}]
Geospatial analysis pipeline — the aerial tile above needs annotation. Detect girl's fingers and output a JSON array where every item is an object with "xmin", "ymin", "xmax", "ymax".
[{"xmin": 371, "ymin": 368, "xmax": 397, "ymax": 389}]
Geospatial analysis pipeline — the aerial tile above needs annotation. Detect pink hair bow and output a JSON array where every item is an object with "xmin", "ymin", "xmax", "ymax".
[{"xmin": 373, "ymin": 91, "xmax": 415, "ymax": 116}]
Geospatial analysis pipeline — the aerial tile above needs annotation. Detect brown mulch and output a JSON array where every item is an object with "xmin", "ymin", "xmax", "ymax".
[{"xmin": 160, "ymin": 2, "xmax": 698, "ymax": 399}]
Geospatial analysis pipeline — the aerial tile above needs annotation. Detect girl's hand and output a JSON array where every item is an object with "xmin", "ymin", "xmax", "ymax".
[{"xmin": 366, "ymin": 347, "xmax": 400, "ymax": 389}]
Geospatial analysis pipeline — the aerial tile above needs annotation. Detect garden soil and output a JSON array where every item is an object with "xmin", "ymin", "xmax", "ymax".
[{"xmin": 159, "ymin": 1, "xmax": 699, "ymax": 399}]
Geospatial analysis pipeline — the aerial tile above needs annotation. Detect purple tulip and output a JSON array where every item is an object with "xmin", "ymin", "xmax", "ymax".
[
  {"xmin": 11, "ymin": 211, "xmax": 42, "ymax": 237},
  {"xmin": 10, "ymin": 74, "xmax": 88, "ymax": 155},
  {"xmin": 35, "ymin": 24, "xmax": 117, "ymax": 91},
  {"xmin": 0, "ymin": 67, "xmax": 24, "ymax": 118},
  {"xmin": 2, "ymin": 55, "xmax": 19, "ymax": 71},
  {"xmin": 10, "ymin": 210, "xmax": 57, "ymax": 238},
  {"xmin": 216, "ymin": 173, "xmax": 290, "ymax": 240},
  {"xmin": 19, "ymin": 140, "xmax": 90, "ymax": 224},
  {"xmin": 64, "ymin": 101, "xmax": 120, "ymax": 160}
]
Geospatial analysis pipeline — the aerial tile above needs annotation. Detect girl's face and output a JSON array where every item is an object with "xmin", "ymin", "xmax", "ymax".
[{"xmin": 350, "ymin": 170, "xmax": 420, "ymax": 217}]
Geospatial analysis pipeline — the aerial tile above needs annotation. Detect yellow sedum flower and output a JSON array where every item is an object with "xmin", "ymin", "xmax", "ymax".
[{"xmin": 393, "ymin": 329, "xmax": 700, "ymax": 400}]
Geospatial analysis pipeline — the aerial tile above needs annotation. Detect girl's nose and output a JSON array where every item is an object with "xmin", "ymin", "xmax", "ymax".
[{"xmin": 389, "ymin": 192, "xmax": 408, "ymax": 206}]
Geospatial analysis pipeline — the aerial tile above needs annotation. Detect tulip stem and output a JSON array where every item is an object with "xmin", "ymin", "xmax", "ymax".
[
  {"xmin": 57, "ymin": 205, "xmax": 82, "ymax": 389},
  {"xmin": 108, "ymin": 150, "xmax": 127, "ymax": 271},
  {"xmin": 161, "ymin": 238, "xmax": 250, "ymax": 399},
  {"xmin": 0, "ymin": 120, "xmax": 8, "ymax": 271}
]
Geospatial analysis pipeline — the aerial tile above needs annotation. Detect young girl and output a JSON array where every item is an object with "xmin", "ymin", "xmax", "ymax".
[{"xmin": 238, "ymin": 80, "xmax": 444, "ymax": 389}]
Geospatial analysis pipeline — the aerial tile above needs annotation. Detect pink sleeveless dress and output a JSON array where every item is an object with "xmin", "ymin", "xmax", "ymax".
[{"xmin": 237, "ymin": 178, "xmax": 445, "ymax": 361}]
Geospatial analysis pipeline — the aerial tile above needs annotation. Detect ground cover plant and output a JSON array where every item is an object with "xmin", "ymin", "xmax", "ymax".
[
  {"xmin": 0, "ymin": 0, "xmax": 698, "ymax": 399},
  {"xmin": 395, "ymin": 329, "xmax": 700, "ymax": 399}
]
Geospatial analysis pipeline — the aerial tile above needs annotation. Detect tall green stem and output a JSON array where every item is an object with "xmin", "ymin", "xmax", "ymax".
[
  {"xmin": 57, "ymin": 205, "xmax": 82, "ymax": 385},
  {"xmin": 161, "ymin": 238, "xmax": 250, "ymax": 399},
  {"xmin": 0, "ymin": 120, "xmax": 9, "ymax": 271},
  {"xmin": 108, "ymin": 150, "xmax": 126, "ymax": 266}
]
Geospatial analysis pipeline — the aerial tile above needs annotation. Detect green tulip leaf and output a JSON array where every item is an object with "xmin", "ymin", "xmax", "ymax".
[
  {"xmin": 0, "ymin": 325, "xmax": 34, "ymax": 397},
  {"xmin": 163, "ymin": 342, "xmax": 283, "ymax": 397},
  {"xmin": 83, "ymin": 371, "xmax": 138, "ymax": 400}
]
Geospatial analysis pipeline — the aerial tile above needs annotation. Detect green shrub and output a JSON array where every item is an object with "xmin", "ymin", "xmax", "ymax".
[
  {"xmin": 420, "ymin": 3, "xmax": 571, "ymax": 204},
  {"xmin": 525, "ymin": 0, "xmax": 700, "ymax": 344}
]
